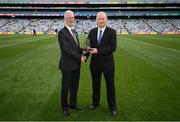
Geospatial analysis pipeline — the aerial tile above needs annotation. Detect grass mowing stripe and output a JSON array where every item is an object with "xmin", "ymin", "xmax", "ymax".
[
  {"xmin": 121, "ymin": 36, "xmax": 180, "ymax": 53},
  {"xmin": 0, "ymin": 38, "xmax": 41, "ymax": 48},
  {"xmin": 0, "ymin": 35, "xmax": 37, "ymax": 46},
  {"xmin": 0, "ymin": 35, "xmax": 53, "ymax": 48},
  {"xmin": 0, "ymin": 40, "xmax": 58, "ymax": 71},
  {"xmin": 144, "ymin": 34, "xmax": 180, "ymax": 41},
  {"xmin": 0, "ymin": 34, "xmax": 24, "ymax": 41},
  {"xmin": 0, "ymin": 42, "xmax": 57, "ymax": 71},
  {"xmin": 118, "ymin": 36, "xmax": 180, "ymax": 84},
  {"xmin": 0, "ymin": 36, "xmax": 57, "ymax": 60},
  {"xmin": 122, "ymin": 35, "xmax": 180, "ymax": 51}
]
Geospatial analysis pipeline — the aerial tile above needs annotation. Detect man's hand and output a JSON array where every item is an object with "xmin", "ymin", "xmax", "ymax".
[
  {"xmin": 81, "ymin": 56, "xmax": 87, "ymax": 63},
  {"xmin": 82, "ymin": 50, "xmax": 88, "ymax": 55},
  {"xmin": 89, "ymin": 48, "xmax": 98, "ymax": 54}
]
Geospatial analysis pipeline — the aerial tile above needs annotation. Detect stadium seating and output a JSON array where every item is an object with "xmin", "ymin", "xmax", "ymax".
[{"xmin": 0, "ymin": 19, "xmax": 179, "ymax": 34}]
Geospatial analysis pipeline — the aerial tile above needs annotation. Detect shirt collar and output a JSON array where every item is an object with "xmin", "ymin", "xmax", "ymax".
[
  {"xmin": 65, "ymin": 25, "xmax": 73, "ymax": 32},
  {"xmin": 98, "ymin": 26, "xmax": 106, "ymax": 32}
]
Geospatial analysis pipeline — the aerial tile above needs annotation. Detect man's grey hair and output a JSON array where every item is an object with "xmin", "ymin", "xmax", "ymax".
[
  {"xmin": 96, "ymin": 11, "xmax": 107, "ymax": 20},
  {"xmin": 64, "ymin": 10, "xmax": 74, "ymax": 18}
]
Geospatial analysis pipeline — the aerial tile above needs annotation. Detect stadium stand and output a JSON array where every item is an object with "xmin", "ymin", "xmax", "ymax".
[
  {"xmin": 0, "ymin": 0, "xmax": 179, "ymax": 34},
  {"xmin": 0, "ymin": 19, "xmax": 179, "ymax": 34}
]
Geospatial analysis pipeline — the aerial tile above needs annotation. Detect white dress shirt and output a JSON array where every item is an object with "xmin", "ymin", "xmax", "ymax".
[{"xmin": 97, "ymin": 26, "xmax": 106, "ymax": 40}]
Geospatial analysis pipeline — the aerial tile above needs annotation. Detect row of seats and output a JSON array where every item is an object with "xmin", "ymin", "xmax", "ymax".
[
  {"xmin": 0, "ymin": 10, "xmax": 179, "ymax": 16},
  {"xmin": 0, "ymin": 19, "xmax": 179, "ymax": 33}
]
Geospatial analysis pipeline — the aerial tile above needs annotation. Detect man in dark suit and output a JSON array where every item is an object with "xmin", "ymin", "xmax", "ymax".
[
  {"xmin": 87, "ymin": 11, "xmax": 117, "ymax": 116},
  {"xmin": 58, "ymin": 10, "xmax": 86, "ymax": 116}
]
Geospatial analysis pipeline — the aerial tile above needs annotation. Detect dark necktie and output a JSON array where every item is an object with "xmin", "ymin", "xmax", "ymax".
[
  {"xmin": 71, "ymin": 29, "xmax": 78, "ymax": 45},
  {"xmin": 98, "ymin": 30, "xmax": 103, "ymax": 45}
]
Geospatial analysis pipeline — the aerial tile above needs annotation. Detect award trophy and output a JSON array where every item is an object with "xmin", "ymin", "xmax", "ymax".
[
  {"xmin": 83, "ymin": 37, "xmax": 93, "ymax": 52},
  {"xmin": 82, "ymin": 37, "xmax": 92, "ymax": 62}
]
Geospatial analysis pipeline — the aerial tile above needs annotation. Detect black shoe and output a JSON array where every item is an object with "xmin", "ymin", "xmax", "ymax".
[
  {"xmin": 70, "ymin": 105, "xmax": 83, "ymax": 110},
  {"xmin": 111, "ymin": 110, "xmax": 117, "ymax": 116},
  {"xmin": 89, "ymin": 104, "xmax": 99, "ymax": 110},
  {"xmin": 63, "ymin": 110, "xmax": 70, "ymax": 116}
]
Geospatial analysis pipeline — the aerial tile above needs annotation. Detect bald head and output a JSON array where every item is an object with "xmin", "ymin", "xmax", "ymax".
[
  {"xmin": 64, "ymin": 10, "xmax": 75, "ymax": 27},
  {"xmin": 96, "ymin": 11, "xmax": 107, "ymax": 28}
]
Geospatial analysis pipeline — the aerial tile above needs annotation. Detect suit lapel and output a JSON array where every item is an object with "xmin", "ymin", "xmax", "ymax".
[
  {"xmin": 64, "ymin": 26, "xmax": 74, "ymax": 41},
  {"xmin": 95, "ymin": 28, "xmax": 98, "ymax": 46}
]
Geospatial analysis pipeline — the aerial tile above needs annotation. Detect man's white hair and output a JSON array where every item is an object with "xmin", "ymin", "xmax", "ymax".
[
  {"xmin": 96, "ymin": 11, "xmax": 107, "ymax": 20},
  {"xmin": 64, "ymin": 10, "xmax": 74, "ymax": 18}
]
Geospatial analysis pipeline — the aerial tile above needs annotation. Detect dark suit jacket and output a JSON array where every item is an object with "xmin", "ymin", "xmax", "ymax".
[
  {"xmin": 58, "ymin": 26, "xmax": 82, "ymax": 70},
  {"xmin": 88, "ymin": 26, "xmax": 117, "ymax": 71}
]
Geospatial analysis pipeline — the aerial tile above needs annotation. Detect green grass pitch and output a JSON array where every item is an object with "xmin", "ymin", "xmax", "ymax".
[{"xmin": 0, "ymin": 34, "xmax": 180, "ymax": 121}]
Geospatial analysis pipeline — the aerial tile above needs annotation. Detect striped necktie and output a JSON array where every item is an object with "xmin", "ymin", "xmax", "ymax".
[{"xmin": 71, "ymin": 29, "xmax": 78, "ymax": 45}]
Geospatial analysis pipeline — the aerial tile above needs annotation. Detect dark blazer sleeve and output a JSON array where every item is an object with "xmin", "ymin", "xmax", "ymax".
[
  {"xmin": 97, "ymin": 28, "xmax": 117, "ymax": 55},
  {"xmin": 58, "ymin": 30, "xmax": 81, "ymax": 61}
]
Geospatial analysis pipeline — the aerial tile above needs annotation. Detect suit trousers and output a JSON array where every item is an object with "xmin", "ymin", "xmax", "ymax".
[
  {"xmin": 90, "ymin": 68, "xmax": 116, "ymax": 111},
  {"xmin": 61, "ymin": 69, "xmax": 80, "ymax": 111}
]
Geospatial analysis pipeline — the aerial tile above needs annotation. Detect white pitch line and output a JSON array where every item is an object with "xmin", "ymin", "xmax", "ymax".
[{"xmin": 121, "ymin": 36, "xmax": 180, "ymax": 53}]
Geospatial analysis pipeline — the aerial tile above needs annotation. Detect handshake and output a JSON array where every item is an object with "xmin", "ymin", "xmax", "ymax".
[
  {"xmin": 83, "ymin": 47, "xmax": 98, "ymax": 54},
  {"xmin": 81, "ymin": 47, "xmax": 98, "ymax": 63}
]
